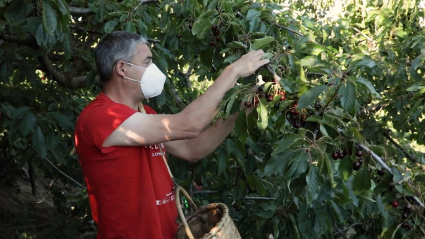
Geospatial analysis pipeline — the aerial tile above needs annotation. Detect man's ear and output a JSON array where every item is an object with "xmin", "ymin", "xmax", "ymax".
[{"xmin": 115, "ymin": 61, "xmax": 126, "ymax": 78}]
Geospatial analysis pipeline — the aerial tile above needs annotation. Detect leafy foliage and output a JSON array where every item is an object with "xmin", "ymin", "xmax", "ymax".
[{"xmin": 1, "ymin": 0, "xmax": 425, "ymax": 238}]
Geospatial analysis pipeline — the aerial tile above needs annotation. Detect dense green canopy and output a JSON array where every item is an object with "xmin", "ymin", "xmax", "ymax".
[{"xmin": 1, "ymin": 0, "xmax": 424, "ymax": 238}]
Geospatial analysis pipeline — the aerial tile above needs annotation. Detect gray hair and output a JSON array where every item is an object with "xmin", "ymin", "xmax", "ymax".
[{"xmin": 95, "ymin": 31, "xmax": 148, "ymax": 83}]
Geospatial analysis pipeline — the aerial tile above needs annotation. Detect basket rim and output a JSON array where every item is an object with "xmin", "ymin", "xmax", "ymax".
[{"xmin": 176, "ymin": 202, "xmax": 232, "ymax": 237}]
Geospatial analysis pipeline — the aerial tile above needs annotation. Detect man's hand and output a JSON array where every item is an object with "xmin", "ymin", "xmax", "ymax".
[{"xmin": 230, "ymin": 50, "xmax": 270, "ymax": 78}]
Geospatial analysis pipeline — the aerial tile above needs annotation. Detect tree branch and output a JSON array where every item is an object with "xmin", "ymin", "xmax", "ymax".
[
  {"xmin": 37, "ymin": 55, "xmax": 89, "ymax": 89},
  {"xmin": 381, "ymin": 131, "xmax": 418, "ymax": 163},
  {"xmin": 359, "ymin": 103, "xmax": 387, "ymax": 117},
  {"xmin": 69, "ymin": 0, "xmax": 158, "ymax": 16},
  {"xmin": 0, "ymin": 34, "xmax": 37, "ymax": 48},
  {"xmin": 336, "ymin": 128, "xmax": 424, "ymax": 208},
  {"xmin": 68, "ymin": 6, "xmax": 94, "ymax": 16},
  {"xmin": 234, "ymin": 11, "xmax": 303, "ymax": 37},
  {"xmin": 168, "ymin": 82, "xmax": 183, "ymax": 108}
]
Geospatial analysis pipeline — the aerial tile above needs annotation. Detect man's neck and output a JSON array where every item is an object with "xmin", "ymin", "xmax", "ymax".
[{"xmin": 102, "ymin": 80, "xmax": 145, "ymax": 111}]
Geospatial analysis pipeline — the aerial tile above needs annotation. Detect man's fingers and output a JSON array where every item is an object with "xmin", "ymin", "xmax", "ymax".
[{"xmin": 257, "ymin": 59, "xmax": 270, "ymax": 67}]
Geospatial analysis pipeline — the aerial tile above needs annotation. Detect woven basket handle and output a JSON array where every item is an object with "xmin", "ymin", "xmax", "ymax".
[{"xmin": 176, "ymin": 186, "xmax": 199, "ymax": 239}]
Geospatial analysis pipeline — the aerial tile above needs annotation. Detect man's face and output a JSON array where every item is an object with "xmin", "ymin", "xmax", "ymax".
[
  {"xmin": 125, "ymin": 43, "xmax": 153, "ymax": 98},
  {"xmin": 126, "ymin": 43, "xmax": 153, "ymax": 81}
]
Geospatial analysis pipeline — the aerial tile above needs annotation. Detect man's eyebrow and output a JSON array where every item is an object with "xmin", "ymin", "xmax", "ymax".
[{"xmin": 145, "ymin": 56, "xmax": 153, "ymax": 60}]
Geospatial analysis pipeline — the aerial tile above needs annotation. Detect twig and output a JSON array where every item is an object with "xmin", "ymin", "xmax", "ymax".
[
  {"xmin": 0, "ymin": 216, "xmax": 78, "ymax": 231},
  {"xmin": 353, "ymin": 27, "xmax": 374, "ymax": 42},
  {"xmin": 244, "ymin": 196, "xmax": 276, "ymax": 200},
  {"xmin": 43, "ymin": 156, "xmax": 86, "ymax": 189},
  {"xmin": 235, "ymin": 11, "xmax": 303, "ymax": 37},
  {"xmin": 381, "ymin": 131, "xmax": 417, "ymax": 163},
  {"xmin": 0, "ymin": 34, "xmax": 37, "ymax": 48},
  {"xmin": 192, "ymin": 190, "xmax": 218, "ymax": 194},
  {"xmin": 192, "ymin": 190, "xmax": 276, "ymax": 200},
  {"xmin": 336, "ymin": 128, "xmax": 424, "ymax": 208},
  {"xmin": 167, "ymin": 81, "xmax": 183, "ymax": 108},
  {"xmin": 69, "ymin": 0, "xmax": 158, "ymax": 16},
  {"xmin": 327, "ymin": 223, "xmax": 362, "ymax": 239},
  {"xmin": 265, "ymin": 64, "xmax": 281, "ymax": 83},
  {"xmin": 30, "ymin": 146, "xmax": 86, "ymax": 189},
  {"xmin": 267, "ymin": 21, "xmax": 303, "ymax": 37},
  {"xmin": 354, "ymin": 142, "xmax": 392, "ymax": 173},
  {"xmin": 36, "ymin": 178, "xmax": 56, "ymax": 204},
  {"xmin": 148, "ymin": 38, "xmax": 160, "ymax": 43}
]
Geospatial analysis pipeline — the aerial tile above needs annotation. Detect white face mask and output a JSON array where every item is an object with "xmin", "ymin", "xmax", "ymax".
[{"xmin": 123, "ymin": 62, "xmax": 166, "ymax": 99}]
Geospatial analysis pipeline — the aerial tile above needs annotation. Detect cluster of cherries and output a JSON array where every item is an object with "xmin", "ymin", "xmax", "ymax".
[
  {"xmin": 332, "ymin": 149, "xmax": 364, "ymax": 171},
  {"xmin": 287, "ymin": 102, "xmax": 308, "ymax": 129},
  {"xmin": 179, "ymin": 24, "xmax": 222, "ymax": 46},
  {"xmin": 209, "ymin": 25, "xmax": 222, "ymax": 46},
  {"xmin": 266, "ymin": 90, "xmax": 286, "ymax": 102},
  {"xmin": 69, "ymin": 56, "xmax": 79, "ymax": 62},
  {"xmin": 391, "ymin": 201, "xmax": 413, "ymax": 230}
]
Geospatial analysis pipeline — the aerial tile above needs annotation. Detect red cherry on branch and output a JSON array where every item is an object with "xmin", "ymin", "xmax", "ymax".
[
  {"xmin": 391, "ymin": 200, "xmax": 399, "ymax": 208},
  {"xmin": 356, "ymin": 150, "xmax": 363, "ymax": 157}
]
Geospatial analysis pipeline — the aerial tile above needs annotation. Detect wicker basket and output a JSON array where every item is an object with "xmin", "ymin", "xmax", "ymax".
[{"xmin": 175, "ymin": 186, "xmax": 242, "ymax": 239}]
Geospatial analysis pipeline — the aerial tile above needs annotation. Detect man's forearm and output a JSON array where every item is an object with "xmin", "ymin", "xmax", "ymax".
[
  {"xmin": 180, "ymin": 66, "xmax": 239, "ymax": 133},
  {"xmin": 187, "ymin": 113, "xmax": 238, "ymax": 161}
]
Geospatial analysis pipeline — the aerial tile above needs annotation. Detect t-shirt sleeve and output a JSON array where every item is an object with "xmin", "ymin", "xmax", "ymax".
[{"xmin": 83, "ymin": 103, "xmax": 137, "ymax": 154}]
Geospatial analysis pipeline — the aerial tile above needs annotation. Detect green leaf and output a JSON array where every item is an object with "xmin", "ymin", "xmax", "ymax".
[
  {"xmin": 252, "ymin": 36, "xmax": 274, "ymax": 50},
  {"xmin": 296, "ymin": 42, "xmax": 327, "ymax": 56},
  {"xmin": 298, "ymin": 56, "xmax": 326, "ymax": 68},
  {"xmin": 353, "ymin": 56, "xmax": 376, "ymax": 68},
  {"xmin": 306, "ymin": 167, "xmax": 320, "ymax": 203},
  {"xmin": 343, "ymin": 179, "xmax": 359, "ymax": 207},
  {"xmin": 377, "ymin": 196, "xmax": 390, "ymax": 227},
  {"xmin": 156, "ymin": 92, "xmax": 166, "ymax": 107},
  {"xmin": 224, "ymin": 93, "xmax": 236, "ymax": 119},
  {"xmin": 319, "ymin": 124, "xmax": 329, "ymax": 137},
  {"xmin": 217, "ymin": 147, "xmax": 227, "ymax": 176},
  {"xmin": 48, "ymin": 112, "xmax": 74, "ymax": 129},
  {"xmin": 330, "ymin": 200, "xmax": 344, "ymax": 223},
  {"xmin": 357, "ymin": 77, "xmax": 381, "ymax": 98},
  {"xmin": 257, "ymin": 210, "xmax": 274, "ymax": 219},
  {"xmin": 223, "ymin": 55, "xmax": 239, "ymax": 64},
  {"xmin": 227, "ymin": 41, "xmax": 247, "ymax": 49},
  {"xmin": 406, "ymin": 85, "xmax": 424, "ymax": 92},
  {"xmin": 32, "ymin": 126, "xmax": 47, "ymax": 159},
  {"xmin": 297, "ymin": 85, "xmax": 327, "ymax": 109},
  {"xmin": 340, "ymin": 81, "xmax": 356, "ymax": 112},
  {"xmin": 235, "ymin": 110, "xmax": 248, "ymax": 144},
  {"xmin": 104, "ymin": 20, "xmax": 119, "ymax": 33},
  {"xmin": 256, "ymin": 99, "xmax": 268, "ymax": 130},
  {"xmin": 12, "ymin": 106, "xmax": 30, "ymax": 119},
  {"xmin": 21, "ymin": 112, "xmax": 37, "ymax": 136},
  {"xmin": 192, "ymin": 15, "xmax": 212, "ymax": 39},
  {"xmin": 264, "ymin": 150, "xmax": 293, "ymax": 175},
  {"xmin": 338, "ymin": 158, "xmax": 352, "ymax": 181},
  {"xmin": 352, "ymin": 167, "xmax": 371, "ymax": 194},
  {"xmin": 42, "ymin": 0, "xmax": 57, "ymax": 36},
  {"xmin": 246, "ymin": 9, "xmax": 261, "ymax": 21},
  {"xmin": 286, "ymin": 152, "xmax": 308, "ymax": 180},
  {"xmin": 273, "ymin": 134, "xmax": 302, "ymax": 155},
  {"xmin": 4, "ymin": 0, "xmax": 27, "ymax": 25},
  {"xmin": 35, "ymin": 24, "xmax": 57, "ymax": 48}
]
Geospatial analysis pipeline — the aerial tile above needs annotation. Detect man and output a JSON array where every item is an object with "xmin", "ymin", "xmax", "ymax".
[{"xmin": 74, "ymin": 31, "xmax": 269, "ymax": 239}]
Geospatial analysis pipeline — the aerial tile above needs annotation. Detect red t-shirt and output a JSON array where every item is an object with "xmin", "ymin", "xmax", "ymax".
[{"xmin": 74, "ymin": 92, "xmax": 178, "ymax": 239}]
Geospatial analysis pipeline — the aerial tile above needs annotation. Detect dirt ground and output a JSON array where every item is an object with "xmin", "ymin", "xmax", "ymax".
[{"xmin": 0, "ymin": 172, "xmax": 96, "ymax": 239}]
